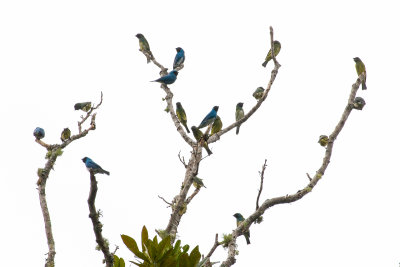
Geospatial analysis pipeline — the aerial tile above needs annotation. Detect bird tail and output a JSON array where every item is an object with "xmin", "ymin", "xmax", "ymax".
[
  {"xmin": 104, "ymin": 170, "xmax": 110, "ymax": 175},
  {"xmin": 204, "ymin": 144, "xmax": 213, "ymax": 156},
  {"xmin": 362, "ymin": 82, "xmax": 367, "ymax": 90},
  {"xmin": 262, "ymin": 61, "xmax": 268, "ymax": 67},
  {"xmin": 184, "ymin": 124, "xmax": 190, "ymax": 133},
  {"xmin": 245, "ymin": 235, "xmax": 251, "ymax": 245},
  {"xmin": 236, "ymin": 126, "xmax": 240, "ymax": 135}
]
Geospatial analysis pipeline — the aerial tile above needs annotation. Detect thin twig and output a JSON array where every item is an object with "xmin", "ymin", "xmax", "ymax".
[
  {"xmin": 88, "ymin": 171, "xmax": 113, "ymax": 267},
  {"xmin": 158, "ymin": 195, "xmax": 173, "ymax": 207},
  {"xmin": 178, "ymin": 151, "xmax": 187, "ymax": 168},
  {"xmin": 78, "ymin": 91, "xmax": 103, "ymax": 134},
  {"xmin": 256, "ymin": 159, "xmax": 267, "ymax": 210}
]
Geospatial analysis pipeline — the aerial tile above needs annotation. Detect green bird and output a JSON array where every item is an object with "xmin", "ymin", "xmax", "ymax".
[
  {"xmin": 252, "ymin": 87, "xmax": 265, "ymax": 100},
  {"xmin": 235, "ymin": 102, "xmax": 244, "ymax": 135},
  {"xmin": 60, "ymin": 128, "xmax": 71, "ymax": 142},
  {"xmin": 136, "ymin": 33, "xmax": 153, "ymax": 63},
  {"xmin": 176, "ymin": 102, "xmax": 190, "ymax": 133},
  {"xmin": 191, "ymin": 126, "xmax": 212, "ymax": 156},
  {"xmin": 211, "ymin": 116, "xmax": 223, "ymax": 135},
  {"xmin": 233, "ymin": 213, "xmax": 250, "ymax": 245},
  {"xmin": 74, "ymin": 102, "xmax": 91, "ymax": 112},
  {"xmin": 193, "ymin": 176, "xmax": 206, "ymax": 189},
  {"xmin": 262, "ymin": 40, "xmax": 281, "ymax": 67},
  {"xmin": 354, "ymin": 57, "xmax": 367, "ymax": 90},
  {"xmin": 318, "ymin": 135, "xmax": 329, "ymax": 147}
]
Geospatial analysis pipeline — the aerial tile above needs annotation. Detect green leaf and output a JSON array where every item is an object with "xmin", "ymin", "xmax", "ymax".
[
  {"xmin": 182, "ymin": 244, "xmax": 190, "ymax": 254},
  {"xmin": 189, "ymin": 246, "xmax": 201, "ymax": 266},
  {"xmin": 121, "ymin": 234, "xmax": 149, "ymax": 263},
  {"xmin": 155, "ymin": 236, "xmax": 172, "ymax": 262},
  {"xmin": 179, "ymin": 254, "xmax": 190, "ymax": 267},
  {"xmin": 119, "ymin": 258, "xmax": 125, "ymax": 267},
  {"xmin": 141, "ymin": 226, "xmax": 149, "ymax": 252},
  {"xmin": 113, "ymin": 255, "xmax": 120, "ymax": 267}
]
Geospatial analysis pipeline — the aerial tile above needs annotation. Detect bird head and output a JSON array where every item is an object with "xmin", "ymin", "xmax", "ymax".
[
  {"xmin": 274, "ymin": 40, "xmax": 281, "ymax": 46},
  {"xmin": 353, "ymin": 57, "xmax": 361, "ymax": 62},
  {"xmin": 82, "ymin": 157, "xmax": 88, "ymax": 163},
  {"xmin": 191, "ymin": 126, "xmax": 197, "ymax": 132},
  {"xmin": 176, "ymin": 102, "xmax": 182, "ymax": 108},
  {"xmin": 176, "ymin": 47, "xmax": 182, "ymax": 52},
  {"xmin": 136, "ymin": 33, "xmax": 143, "ymax": 39},
  {"xmin": 233, "ymin": 213, "xmax": 244, "ymax": 220},
  {"xmin": 172, "ymin": 70, "xmax": 179, "ymax": 76},
  {"xmin": 213, "ymin": 106, "xmax": 219, "ymax": 112},
  {"xmin": 237, "ymin": 102, "xmax": 244, "ymax": 108}
]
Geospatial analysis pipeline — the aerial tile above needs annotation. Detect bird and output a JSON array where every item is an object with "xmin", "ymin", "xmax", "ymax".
[
  {"xmin": 211, "ymin": 116, "xmax": 223, "ymax": 135},
  {"xmin": 235, "ymin": 103, "xmax": 244, "ymax": 135},
  {"xmin": 198, "ymin": 106, "xmax": 219, "ymax": 129},
  {"xmin": 82, "ymin": 157, "xmax": 110, "ymax": 175},
  {"xmin": 252, "ymin": 87, "xmax": 265, "ymax": 100},
  {"xmin": 191, "ymin": 126, "xmax": 212, "ymax": 156},
  {"xmin": 318, "ymin": 135, "xmax": 329, "ymax": 147},
  {"xmin": 354, "ymin": 57, "xmax": 367, "ymax": 90},
  {"xmin": 173, "ymin": 47, "xmax": 185, "ymax": 70},
  {"xmin": 233, "ymin": 213, "xmax": 250, "ymax": 245},
  {"xmin": 33, "ymin": 127, "xmax": 45, "ymax": 140},
  {"xmin": 262, "ymin": 40, "xmax": 281, "ymax": 67},
  {"xmin": 176, "ymin": 102, "xmax": 190, "ymax": 133},
  {"xmin": 152, "ymin": 70, "xmax": 178, "ymax": 85},
  {"xmin": 74, "ymin": 102, "xmax": 91, "ymax": 112},
  {"xmin": 193, "ymin": 176, "xmax": 206, "ymax": 189},
  {"xmin": 136, "ymin": 33, "xmax": 153, "ymax": 63},
  {"xmin": 60, "ymin": 128, "xmax": 71, "ymax": 142}
]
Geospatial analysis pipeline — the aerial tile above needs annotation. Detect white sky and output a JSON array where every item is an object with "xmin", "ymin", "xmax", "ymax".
[{"xmin": 1, "ymin": 1, "xmax": 399, "ymax": 266}]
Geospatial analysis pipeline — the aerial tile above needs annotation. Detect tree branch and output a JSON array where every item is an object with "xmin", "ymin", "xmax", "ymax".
[
  {"xmin": 220, "ymin": 67, "xmax": 364, "ymax": 267},
  {"xmin": 165, "ymin": 146, "xmax": 202, "ymax": 242},
  {"xmin": 87, "ymin": 171, "xmax": 113, "ymax": 267},
  {"xmin": 208, "ymin": 28, "xmax": 280, "ymax": 144},
  {"xmin": 256, "ymin": 159, "xmax": 267, "ymax": 210},
  {"xmin": 36, "ymin": 96, "xmax": 102, "ymax": 267}
]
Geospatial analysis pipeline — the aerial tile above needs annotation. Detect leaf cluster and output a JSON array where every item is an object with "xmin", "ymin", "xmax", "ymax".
[{"xmin": 119, "ymin": 226, "xmax": 202, "ymax": 267}]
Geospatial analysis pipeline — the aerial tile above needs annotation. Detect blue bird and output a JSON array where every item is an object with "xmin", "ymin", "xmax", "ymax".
[
  {"xmin": 233, "ymin": 213, "xmax": 250, "ymax": 245},
  {"xmin": 152, "ymin": 70, "xmax": 178, "ymax": 85},
  {"xmin": 198, "ymin": 106, "xmax": 219, "ymax": 129},
  {"xmin": 82, "ymin": 157, "xmax": 110, "ymax": 175},
  {"xmin": 33, "ymin": 127, "xmax": 45, "ymax": 140},
  {"xmin": 173, "ymin": 47, "xmax": 185, "ymax": 69}
]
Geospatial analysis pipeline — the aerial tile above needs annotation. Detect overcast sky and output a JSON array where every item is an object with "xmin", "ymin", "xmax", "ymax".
[{"xmin": 1, "ymin": 1, "xmax": 399, "ymax": 266}]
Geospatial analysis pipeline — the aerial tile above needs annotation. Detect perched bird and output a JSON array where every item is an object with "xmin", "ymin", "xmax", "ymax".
[
  {"xmin": 262, "ymin": 40, "xmax": 281, "ymax": 67},
  {"xmin": 74, "ymin": 102, "xmax": 91, "ymax": 112},
  {"xmin": 191, "ymin": 126, "xmax": 212, "ymax": 156},
  {"xmin": 252, "ymin": 87, "xmax": 265, "ymax": 100},
  {"xmin": 235, "ymin": 102, "xmax": 244, "ymax": 135},
  {"xmin": 211, "ymin": 116, "xmax": 223, "ymax": 135},
  {"xmin": 233, "ymin": 213, "xmax": 250, "ymax": 245},
  {"xmin": 60, "ymin": 128, "xmax": 71, "ymax": 142},
  {"xmin": 354, "ymin": 57, "xmax": 367, "ymax": 90},
  {"xmin": 353, "ymin": 96, "xmax": 366, "ymax": 110},
  {"xmin": 152, "ymin": 70, "xmax": 178, "ymax": 85},
  {"xmin": 318, "ymin": 135, "xmax": 329, "ymax": 147},
  {"xmin": 33, "ymin": 127, "xmax": 45, "ymax": 140},
  {"xmin": 173, "ymin": 47, "xmax": 185, "ymax": 70},
  {"xmin": 176, "ymin": 102, "xmax": 190, "ymax": 133},
  {"xmin": 136, "ymin": 33, "xmax": 153, "ymax": 63},
  {"xmin": 82, "ymin": 157, "xmax": 110, "ymax": 175},
  {"xmin": 198, "ymin": 106, "xmax": 219, "ymax": 129},
  {"xmin": 193, "ymin": 176, "xmax": 206, "ymax": 189}
]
